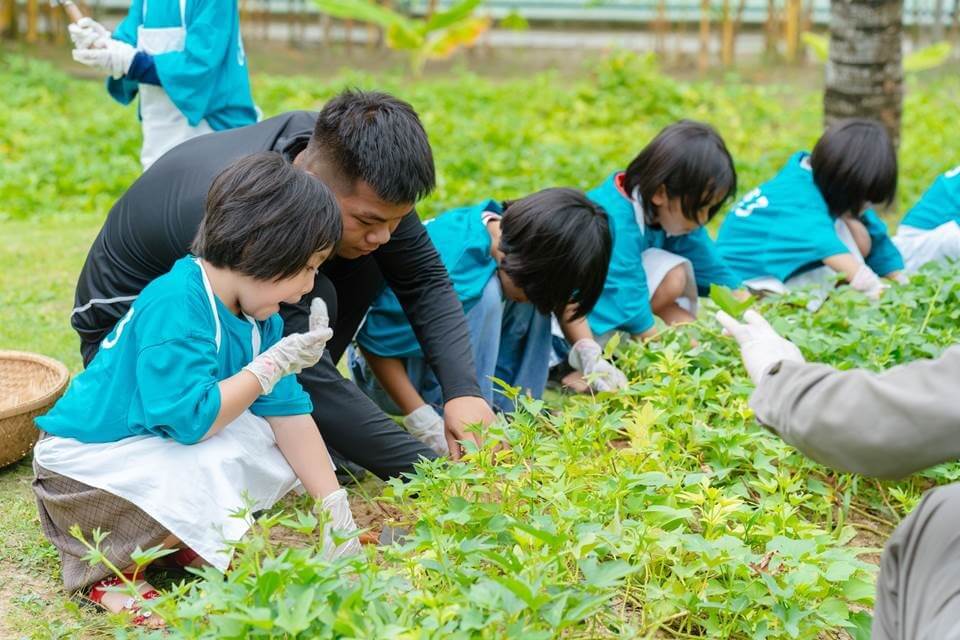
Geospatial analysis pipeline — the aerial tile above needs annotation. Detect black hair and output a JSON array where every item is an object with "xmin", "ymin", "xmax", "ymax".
[
  {"xmin": 810, "ymin": 118, "xmax": 897, "ymax": 218},
  {"xmin": 498, "ymin": 188, "xmax": 612, "ymax": 320},
  {"xmin": 304, "ymin": 89, "xmax": 436, "ymax": 205},
  {"xmin": 191, "ymin": 152, "xmax": 342, "ymax": 280},
  {"xmin": 623, "ymin": 120, "xmax": 737, "ymax": 226}
]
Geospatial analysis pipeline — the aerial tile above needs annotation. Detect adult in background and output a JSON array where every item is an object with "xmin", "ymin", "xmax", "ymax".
[
  {"xmin": 71, "ymin": 90, "xmax": 496, "ymax": 481},
  {"xmin": 68, "ymin": 0, "xmax": 257, "ymax": 170},
  {"xmin": 718, "ymin": 309, "xmax": 960, "ymax": 640}
]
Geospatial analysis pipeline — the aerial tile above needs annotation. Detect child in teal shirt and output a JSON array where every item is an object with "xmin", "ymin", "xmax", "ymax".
[
  {"xmin": 350, "ymin": 188, "xmax": 612, "ymax": 454},
  {"xmin": 718, "ymin": 119, "xmax": 904, "ymax": 298},
  {"xmin": 556, "ymin": 120, "xmax": 741, "ymax": 393},
  {"xmin": 33, "ymin": 153, "xmax": 359, "ymax": 625},
  {"xmin": 894, "ymin": 164, "xmax": 960, "ymax": 272}
]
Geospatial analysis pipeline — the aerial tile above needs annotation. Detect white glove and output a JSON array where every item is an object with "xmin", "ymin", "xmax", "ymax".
[
  {"xmin": 403, "ymin": 405, "xmax": 449, "ymax": 456},
  {"xmin": 72, "ymin": 39, "xmax": 137, "ymax": 78},
  {"xmin": 319, "ymin": 489, "xmax": 361, "ymax": 560},
  {"xmin": 68, "ymin": 17, "xmax": 111, "ymax": 50},
  {"xmin": 243, "ymin": 299, "xmax": 333, "ymax": 394},
  {"xmin": 716, "ymin": 310, "xmax": 805, "ymax": 384},
  {"xmin": 309, "ymin": 297, "xmax": 329, "ymax": 332},
  {"xmin": 568, "ymin": 338, "xmax": 628, "ymax": 392},
  {"xmin": 848, "ymin": 265, "xmax": 887, "ymax": 300}
]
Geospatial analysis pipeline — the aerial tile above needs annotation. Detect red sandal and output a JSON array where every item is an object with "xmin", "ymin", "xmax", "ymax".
[
  {"xmin": 153, "ymin": 546, "xmax": 203, "ymax": 570},
  {"xmin": 87, "ymin": 573, "xmax": 162, "ymax": 627}
]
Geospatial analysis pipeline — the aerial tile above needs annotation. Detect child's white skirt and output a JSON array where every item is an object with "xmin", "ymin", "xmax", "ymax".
[
  {"xmin": 33, "ymin": 411, "xmax": 299, "ymax": 571},
  {"xmin": 893, "ymin": 221, "xmax": 960, "ymax": 273}
]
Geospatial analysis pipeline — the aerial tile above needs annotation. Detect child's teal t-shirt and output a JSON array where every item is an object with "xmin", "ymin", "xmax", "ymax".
[
  {"xmin": 37, "ymin": 257, "xmax": 311, "ymax": 445},
  {"xmin": 357, "ymin": 201, "xmax": 500, "ymax": 359},
  {"xmin": 107, "ymin": 0, "xmax": 257, "ymax": 131},
  {"xmin": 900, "ymin": 164, "xmax": 960, "ymax": 230},
  {"xmin": 717, "ymin": 151, "xmax": 904, "ymax": 282},
  {"xmin": 585, "ymin": 172, "xmax": 741, "ymax": 336}
]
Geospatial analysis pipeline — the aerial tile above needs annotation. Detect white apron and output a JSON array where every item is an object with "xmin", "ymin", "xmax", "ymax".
[
  {"xmin": 893, "ymin": 221, "xmax": 960, "ymax": 273},
  {"xmin": 34, "ymin": 259, "xmax": 300, "ymax": 570},
  {"xmin": 137, "ymin": 0, "xmax": 214, "ymax": 170}
]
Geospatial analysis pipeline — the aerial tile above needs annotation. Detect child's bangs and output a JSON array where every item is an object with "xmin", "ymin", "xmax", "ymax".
[{"xmin": 677, "ymin": 143, "xmax": 737, "ymax": 220}]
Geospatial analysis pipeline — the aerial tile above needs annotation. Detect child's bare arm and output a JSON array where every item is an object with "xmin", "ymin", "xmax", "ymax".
[
  {"xmin": 200, "ymin": 371, "xmax": 263, "ymax": 440},
  {"xmin": 822, "ymin": 253, "xmax": 863, "ymax": 282},
  {"xmin": 842, "ymin": 216, "xmax": 873, "ymax": 257},
  {"xmin": 268, "ymin": 414, "xmax": 340, "ymax": 499},
  {"xmin": 559, "ymin": 313, "xmax": 593, "ymax": 343},
  {"xmin": 361, "ymin": 348, "xmax": 426, "ymax": 415}
]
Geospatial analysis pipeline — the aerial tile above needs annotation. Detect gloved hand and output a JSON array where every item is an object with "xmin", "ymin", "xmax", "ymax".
[
  {"xmin": 403, "ymin": 405, "xmax": 449, "ymax": 456},
  {"xmin": 319, "ymin": 488, "xmax": 361, "ymax": 560},
  {"xmin": 243, "ymin": 299, "xmax": 333, "ymax": 394},
  {"xmin": 309, "ymin": 297, "xmax": 329, "ymax": 332},
  {"xmin": 716, "ymin": 310, "xmax": 805, "ymax": 384},
  {"xmin": 568, "ymin": 338, "xmax": 628, "ymax": 392},
  {"xmin": 68, "ymin": 17, "xmax": 111, "ymax": 50},
  {"xmin": 72, "ymin": 39, "xmax": 137, "ymax": 78},
  {"xmin": 849, "ymin": 264, "xmax": 887, "ymax": 300}
]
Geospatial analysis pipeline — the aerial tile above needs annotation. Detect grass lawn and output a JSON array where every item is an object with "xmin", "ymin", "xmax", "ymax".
[{"xmin": 0, "ymin": 217, "xmax": 111, "ymax": 638}]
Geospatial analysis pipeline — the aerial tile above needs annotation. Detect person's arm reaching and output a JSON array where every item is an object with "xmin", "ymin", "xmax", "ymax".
[
  {"xmin": 823, "ymin": 253, "xmax": 886, "ymax": 299},
  {"xmin": 374, "ymin": 213, "xmax": 494, "ymax": 457},
  {"xmin": 374, "ymin": 213, "xmax": 480, "ymax": 400},
  {"xmin": 362, "ymin": 349, "xmax": 425, "ymax": 415},
  {"xmin": 560, "ymin": 313, "xmax": 628, "ymax": 392},
  {"xmin": 750, "ymin": 347, "xmax": 960, "ymax": 479},
  {"xmin": 269, "ymin": 413, "xmax": 361, "ymax": 560},
  {"xmin": 361, "ymin": 348, "xmax": 448, "ymax": 456},
  {"xmin": 719, "ymin": 310, "xmax": 960, "ymax": 479}
]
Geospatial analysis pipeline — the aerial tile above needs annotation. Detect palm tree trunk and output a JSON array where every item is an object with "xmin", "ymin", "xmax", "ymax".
[
  {"xmin": 824, "ymin": 0, "xmax": 904, "ymax": 147},
  {"xmin": 933, "ymin": 0, "xmax": 946, "ymax": 42}
]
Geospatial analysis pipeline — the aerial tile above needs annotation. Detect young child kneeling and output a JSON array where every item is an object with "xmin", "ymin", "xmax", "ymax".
[
  {"xmin": 33, "ymin": 153, "xmax": 360, "ymax": 626},
  {"xmin": 893, "ymin": 164, "xmax": 960, "ymax": 272},
  {"xmin": 349, "ymin": 188, "xmax": 611, "ymax": 454},
  {"xmin": 717, "ymin": 119, "xmax": 905, "ymax": 299},
  {"xmin": 556, "ymin": 120, "xmax": 742, "ymax": 393}
]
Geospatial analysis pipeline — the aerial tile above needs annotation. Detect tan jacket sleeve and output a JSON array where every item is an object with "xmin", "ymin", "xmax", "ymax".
[{"xmin": 749, "ymin": 346, "xmax": 960, "ymax": 479}]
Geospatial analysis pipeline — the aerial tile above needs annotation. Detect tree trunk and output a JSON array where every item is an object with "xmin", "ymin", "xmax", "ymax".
[
  {"xmin": 824, "ymin": 0, "xmax": 904, "ymax": 147},
  {"xmin": 784, "ymin": 0, "xmax": 802, "ymax": 62},
  {"xmin": 933, "ymin": 0, "xmax": 946, "ymax": 42},
  {"xmin": 698, "ymin": 0, "xmax": 711, "ymax": 73},
  {"xmin": 765, "ymin": 0, "xmax": 779, "ymax": 57}
]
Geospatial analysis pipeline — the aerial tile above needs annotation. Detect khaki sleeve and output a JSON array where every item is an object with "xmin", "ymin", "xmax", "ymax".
[{"xmin": 749, "ymin": 346, "xmax": 960, "ymax": 479}]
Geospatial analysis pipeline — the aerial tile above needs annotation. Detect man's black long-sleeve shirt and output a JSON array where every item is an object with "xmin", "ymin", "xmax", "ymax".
[{"xmin": 72, "ymin": 111, "xmax": 481, "ymax": 406}]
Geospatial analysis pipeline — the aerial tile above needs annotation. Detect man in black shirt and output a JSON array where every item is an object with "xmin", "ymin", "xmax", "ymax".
[{"xmin": 72, "ymin": 90, "xmax": 496, "ymax": 479}]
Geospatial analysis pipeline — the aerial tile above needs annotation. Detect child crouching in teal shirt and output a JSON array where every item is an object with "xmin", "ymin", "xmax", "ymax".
[
  {"xmin": 349, "ymin": 188, "xmax": 612, "ymax": 455},
  {"xmin": 33, "ymin": 153, "xmax": 360, "ymax": 627},
  {"xmin": 717, "ymin": 119, "xmax": 905, "ymax": 299},
  {"xmin": 893, "ymin": 163, "xmax": 960, "ymax": 272},
  {"xmin": 556, "ymin": 120, "xmax": 742, "ymax": 393}
]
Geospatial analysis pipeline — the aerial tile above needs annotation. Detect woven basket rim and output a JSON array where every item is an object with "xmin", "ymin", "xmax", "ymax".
[{"xmin": 0, "ymin": 350, "xmax": 71, "ymax": 420}]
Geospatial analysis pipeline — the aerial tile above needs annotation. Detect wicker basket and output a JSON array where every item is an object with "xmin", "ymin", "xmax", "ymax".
[{"xmin": 0, "ymin": 351, "xmax": 70, "ymax": 469}]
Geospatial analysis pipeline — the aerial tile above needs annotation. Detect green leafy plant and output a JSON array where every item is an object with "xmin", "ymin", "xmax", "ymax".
[{"xmin": 709, "ymin": 284, "xmax": 754, "ymax": 317}]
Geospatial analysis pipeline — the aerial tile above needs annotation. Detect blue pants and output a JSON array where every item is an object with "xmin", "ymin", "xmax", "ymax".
[{"xmin": 350, "ymin": 276, "xmax": 553, "ymax": 414}]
